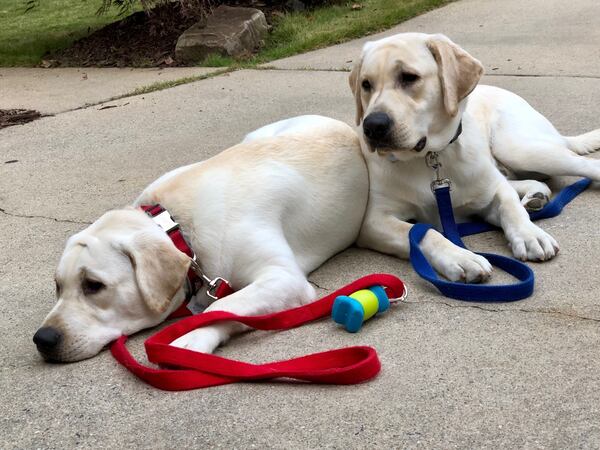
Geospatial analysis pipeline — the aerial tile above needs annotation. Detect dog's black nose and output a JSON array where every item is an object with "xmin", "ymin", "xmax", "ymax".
[
  {"xmin": 363, "ymin": 112, "xmax": 393, "ymax": 141},
  {"xmin": 33, "ymin": 326, "xmax": 62, "ymax": 351}
]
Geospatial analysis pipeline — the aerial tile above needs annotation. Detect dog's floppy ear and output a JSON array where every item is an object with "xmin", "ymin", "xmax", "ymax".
[
  {"xmin": 427, "ymin": 35, "xmax": 484, "ymax": 117},
  {"xmin": 349, "ymin": 57, "xmax": 364, "ymax": 126},
  {"xmin": 120, "ymin": 231, "xmax": 191, "ymax": 315}
]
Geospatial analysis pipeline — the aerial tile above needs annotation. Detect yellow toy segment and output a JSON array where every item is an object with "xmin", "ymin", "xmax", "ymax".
[{"xmin": 349, "ymin": 289, "xmax": 379, "ymax": 320}]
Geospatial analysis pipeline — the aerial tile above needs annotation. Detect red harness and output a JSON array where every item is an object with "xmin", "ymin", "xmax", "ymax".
[{"xmin": 110, "ymin": 205, "xmax": 407, "ymax": 391}]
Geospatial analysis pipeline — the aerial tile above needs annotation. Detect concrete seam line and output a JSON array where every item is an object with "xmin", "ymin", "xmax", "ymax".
[
  {"xmin": 49, "ymin": 67, "xmax": 235, "ymax": 116},
  {"xmin": 253, "ymin": 66, "xmax": 350, "ymax": 73},
  {"xmin": 308, "ymin": 280, "xmax": 329, "ymax": 291},
  {"xmin": 485, "ymin": 73, "xmax": 600, "ymax": 80},
  {"xmin": 405, "ymin": 299, "xmax": 600, "ymax": 323},
  {"xmin": 254, "ymin": 67, "xmax": 600, "ymax": 79},
  {"xmin": 0, "ymin": 207, "xmax": 91, "ymax": 225}
]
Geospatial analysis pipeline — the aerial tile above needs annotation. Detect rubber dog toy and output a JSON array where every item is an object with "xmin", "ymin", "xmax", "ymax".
[{"xmin": 332, "ymin": 286, "xmax": 390, "ymax": 333}]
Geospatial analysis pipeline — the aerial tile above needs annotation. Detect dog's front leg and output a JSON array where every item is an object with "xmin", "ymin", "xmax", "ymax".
[
  {"xmin": 483, "ymin": 181, "xmax": 559, "ymax": 261},
  {"xmin": 358, "ymin": 210, "xmax": 492, "ymax": 282},
  {"xmin": 171, "ymin": 267, "xmax": 315, "ymax": 353}
]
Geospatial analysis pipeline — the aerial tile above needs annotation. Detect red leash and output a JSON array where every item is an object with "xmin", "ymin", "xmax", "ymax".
[{"xmin": 111, "ymin": 273, "xmax": 406, "ymax": 391}]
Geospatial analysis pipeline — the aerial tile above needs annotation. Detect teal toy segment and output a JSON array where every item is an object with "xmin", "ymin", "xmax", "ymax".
[
  {"xmin": 370, "ymin": 285, "xmax": 390, "ymax": 313},
  {"xmin": 332, "ymin": 295, "xmax": 365, "ymax": 333},
  {"xmin": 331, "ymin": 285, "xmax": 390, "ymax": 333}
]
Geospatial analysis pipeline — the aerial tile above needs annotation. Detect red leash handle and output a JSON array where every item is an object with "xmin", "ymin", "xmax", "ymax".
[{"xmin": 111, "ymin": 273, "xmax": 406, "ymax": 391}]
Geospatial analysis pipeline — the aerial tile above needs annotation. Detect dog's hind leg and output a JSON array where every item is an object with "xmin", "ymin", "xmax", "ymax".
[
  {"xmin": 507, "ymin": 179, "xmax": 552, "ymax": 212},
  {"xmin": 488, "ymin": 93, "xmax": 600, "ymax": 180},
  {"xmin": 496, "ymin": 139, "xmax": 600, "ymax": 181},
  {"xmin": 170, "ymin": 264, "xmax": 315, "ymax": 354}
]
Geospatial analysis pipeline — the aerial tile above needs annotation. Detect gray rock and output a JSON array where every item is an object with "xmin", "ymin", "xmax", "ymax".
[{"xmin": 175, "ymin": 5, "xmax": 268, "ymax": 63}]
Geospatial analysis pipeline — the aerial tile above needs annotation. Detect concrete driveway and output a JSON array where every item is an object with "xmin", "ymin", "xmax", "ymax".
[{"xmin": 2, "ymin": 0, "xmax": 600, "ymax": 447}]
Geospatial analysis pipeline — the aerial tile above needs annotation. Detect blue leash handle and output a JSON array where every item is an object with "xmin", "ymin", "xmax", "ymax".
[{"xmin": 409, "ymin": 178, "xmax": 592, "ymax": 302}]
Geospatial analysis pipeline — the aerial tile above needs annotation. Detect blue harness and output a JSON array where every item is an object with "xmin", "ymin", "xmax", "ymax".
[{"xmin": 408, "ymin": 155, "xmax": 591, "ymax": 302}]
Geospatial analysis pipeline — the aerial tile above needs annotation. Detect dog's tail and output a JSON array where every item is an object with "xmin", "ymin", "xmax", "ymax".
[{"xmin": 565, "ymin": 128, "xmax": 600, "ymax": 155}]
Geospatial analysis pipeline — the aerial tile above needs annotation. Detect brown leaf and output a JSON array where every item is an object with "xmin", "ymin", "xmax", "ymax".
[{"xmin": 351, "ymin": 3, "xmax": 363, "ymax": 10}]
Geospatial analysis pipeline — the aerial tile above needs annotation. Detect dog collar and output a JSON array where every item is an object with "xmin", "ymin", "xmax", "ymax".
[
  {"xmin": 387, "ymin": 121, "xmax": 462, "ymax": 163},
  {"xmin": 448, "ymin": 121, "xmax": 462, "ymax": 145},
  {"xmin": 140, "ymin": 204, "xmax": 233, "ymax": 315}
]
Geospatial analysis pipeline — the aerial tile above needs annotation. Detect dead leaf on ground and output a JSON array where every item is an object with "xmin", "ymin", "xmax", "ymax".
[{"xmin": 351, "ymin": 3, "xmax": 363, "ymax": 10}]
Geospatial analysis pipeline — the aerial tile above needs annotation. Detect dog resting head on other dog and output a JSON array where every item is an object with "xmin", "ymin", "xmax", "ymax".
[
  {"xmin": 349, "ymin": 32, "xmax": 483, "ymax": 161},
  {"xmin": 34, "ymin": 208, "xmax": 190, "ymax": 362}
]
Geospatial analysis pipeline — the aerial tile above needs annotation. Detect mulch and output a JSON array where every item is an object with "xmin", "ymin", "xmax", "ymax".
[
  {"xmin": 0, "ymin": 109, "xmax": 42, "ymax": 129},
  {"xmin": 44, "ymin": 1, "xmax": 330, "ymax": 68},
  {"xmin": 44, "ymin": 3, "xmax": 200, "ymax": 68}
]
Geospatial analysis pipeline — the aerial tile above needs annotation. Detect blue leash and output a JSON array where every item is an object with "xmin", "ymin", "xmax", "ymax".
[{"xmin": 409, "ymin": 177, "xmax": 592, "ymax": 302}]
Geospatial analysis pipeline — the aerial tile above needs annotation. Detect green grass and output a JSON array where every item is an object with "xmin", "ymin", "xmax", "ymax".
[
  {"xmin": 251, "ymin": 0, "xmax": 453, "ymax": 65},
  {"xmin": 0, "ymin": 0, "xmax": 128, "ymax": 66},
  {"xmin": 199, "ymin": 0, "xmax": 454, "ymax": 67},
  {"xmin": 0, "ymin": 0, "xmax": 452, "ymax": 67}
]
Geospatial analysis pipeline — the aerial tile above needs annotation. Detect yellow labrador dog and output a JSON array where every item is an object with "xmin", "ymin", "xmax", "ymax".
[
  {"xmin": 350, "ymin": 32, "xmax": 600, "ymax": 282},
  {"xmin": 34, "ymin": 117, "xmax": 368, "ymax": 362}
]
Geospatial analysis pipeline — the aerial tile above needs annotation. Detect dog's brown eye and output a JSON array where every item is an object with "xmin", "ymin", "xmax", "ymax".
[
  {"xmin": 400, "ymin": 72, "xmax": 420, "ymax": 86},
  {"xmin": 361, "ymin": 79, "xmax": 372, "ymax": 91},
  {"xmin": 82, "ymin": 279, "xmax": 106, "ymax": 295}
]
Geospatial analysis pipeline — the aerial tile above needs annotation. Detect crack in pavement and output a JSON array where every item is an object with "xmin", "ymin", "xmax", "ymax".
[
  {"xmin": 254, "ymin": 67, "xmax": 600, "ymax": 80},
  {"xmin": 405, "ymin": 299, "xmax": 600, "ymax": 323},
  {"xmin": 0, "ymin": 207, "xmax": 91, "ymax": 225},
  {"xmin": 309, "ymin": 280, "xmax": 329, "ymax": 290},
  {"xmin": 485, "ymin": 73, "xmax": 600, "ymax": 80}
]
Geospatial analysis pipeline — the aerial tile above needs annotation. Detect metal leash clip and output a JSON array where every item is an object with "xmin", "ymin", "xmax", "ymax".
[
  {"xmin": 388, "ymin": 285, "xmax": 409, "ymax": 304},
  {"xmin": 189, "ymin": 255, "xmax": 231, "ymax": 300},
  {"xmin": 426, "ymin": 152, "xmax": 452, "ymax": 192},
  {"xmin": 189, "ymin": 256, "xmax": 204, "ymax": 278},
  {"xmin": 205, "ymin": 277, "xmax": 229, "ymax": 300}
]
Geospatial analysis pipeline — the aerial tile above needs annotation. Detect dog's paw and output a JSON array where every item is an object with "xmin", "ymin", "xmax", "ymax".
[
  {"xmin": 433, "ymin": 246, "xmax": 493, "ymax": 283},
  {"xmin": 170, "ymin": 328, "xmax": 220, "ymax": 354},
  {"xmin": 521, "ymin": 192, "xmax": 549, "ymax": 212},
  {"xmin": 509, "ymin": 224, "xmax": 559, "ymax": 261}
]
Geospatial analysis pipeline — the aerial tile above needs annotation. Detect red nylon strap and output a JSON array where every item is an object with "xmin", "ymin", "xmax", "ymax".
[
  {"xmin": 140, "ymin": 204, "xmax": 234, "ymax": 318},
  {"xmin": 214, "ymin": 280, "xmax": 235, "ymax": 299},
  {"xmin": 111, "ymin": 273, "xmax": 406, "ymax": 391}
]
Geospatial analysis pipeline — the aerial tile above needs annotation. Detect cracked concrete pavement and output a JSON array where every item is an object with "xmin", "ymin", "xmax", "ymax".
[{"xmin": 2, "ymin": 0, "xmax": 600, "ymax": 447}]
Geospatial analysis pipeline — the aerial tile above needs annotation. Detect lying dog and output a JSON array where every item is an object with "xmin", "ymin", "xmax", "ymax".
[
  {"xmin": 349, "ymin": 32, "xmax": 600, "ymax": 282},
  {"xmin": 34, "ymin": 117, "xmax": 368, "ymax": 362}
]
